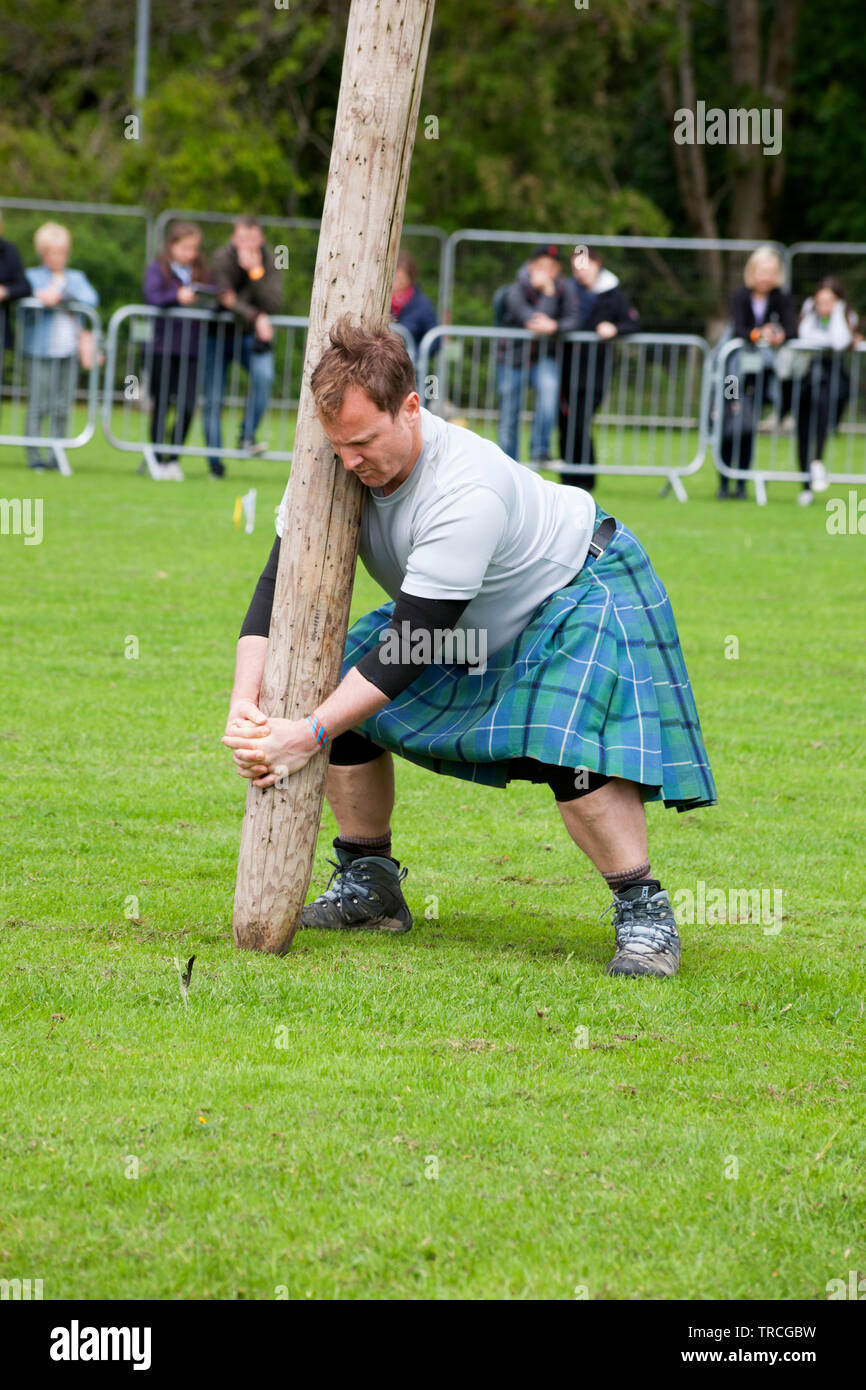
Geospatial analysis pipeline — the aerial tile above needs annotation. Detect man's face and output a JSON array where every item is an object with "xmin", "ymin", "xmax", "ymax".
[
  {"xmin": 573, "ymin": 255, "xmax": 600, "ymax": 288},
  {"xmin": 319, "ymin": 385, "xmax": 421, "ymax": 491},
  {"xmin": 232, "ymin": 226, "xmax": 264, "ymax": 257},
  {"xmin": 528, "ymin": 255, "xmax": 560, "ymax": 289}
]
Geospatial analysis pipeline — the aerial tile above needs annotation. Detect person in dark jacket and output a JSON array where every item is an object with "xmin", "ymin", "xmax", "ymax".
[
  {"xmin": 143, "ymin": 221, "xmax": 212, "ymax": 480},
  {"xmin": 717, "ymin": 247, "xmax": 797, "ymax": 498},
  {"xmin": 558, "ymin": 247, "xmax": 639, "ymax": 491},
  {"xmin": 391, "ymin": 250, "xmax": 437, "ymax": 354},
  {"xmin": 0, "ymin": 215, "xmax": 31, "ymax": 360},
  {"xmin": 202, "ymin": 216, "xmax": 283, "ymax": 477},
  {"xmin": 497, "ymin": 244, "xmax": 577, "ymax": 462}
]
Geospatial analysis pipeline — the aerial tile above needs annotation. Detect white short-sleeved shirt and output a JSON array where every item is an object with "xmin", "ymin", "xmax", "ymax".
[{"xmin": 278, "ymin": 408, "xmax": 596, "ymax": 657}]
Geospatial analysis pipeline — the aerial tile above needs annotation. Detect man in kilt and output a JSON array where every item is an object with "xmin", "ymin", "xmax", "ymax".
[{"xmin": 223, "ymin": 319, "xmax": 716, "ymax": 978}]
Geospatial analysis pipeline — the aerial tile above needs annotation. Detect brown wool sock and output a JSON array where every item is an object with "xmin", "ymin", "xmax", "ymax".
[
  {"xmin": 334, "ymin": 831, "xmax": 393, "ymax": 862},
  {"xmin": 603, "ymin": 860, "xmax": 652, "ymax": 892}
]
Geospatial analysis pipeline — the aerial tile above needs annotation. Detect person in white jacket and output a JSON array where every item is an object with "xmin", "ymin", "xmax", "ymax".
[{"xmin": 795, "ymin": 278, "xmax": 855, "ymax": 505}]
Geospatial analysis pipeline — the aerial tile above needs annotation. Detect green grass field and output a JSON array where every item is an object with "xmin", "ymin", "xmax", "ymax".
[{"xmin": 1, "ymin": 422, "xmax": 864, "ymax": 1301}]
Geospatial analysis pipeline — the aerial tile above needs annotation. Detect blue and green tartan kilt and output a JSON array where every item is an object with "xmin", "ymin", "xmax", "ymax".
[{"xmin": 341, "ymin": 508, "xmax": 717, "ymax": 812}]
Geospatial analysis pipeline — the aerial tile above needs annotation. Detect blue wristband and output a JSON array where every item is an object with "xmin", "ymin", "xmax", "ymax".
[{"xmin": 307, "ymin": 714, "xmax": 329, "ymax": 747}]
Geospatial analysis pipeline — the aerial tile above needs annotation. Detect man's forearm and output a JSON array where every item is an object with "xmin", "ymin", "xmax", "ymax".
[
  {"xmin": 230, "ymin": 637, "xmax": 387, "ymax": 731},
  {"xmin": 312, "ymin": 666, "xmax": 390, "ymax": 739},
  {"xmin": 231, "ymin": 635, "xmax": 268, "ymax": 709}
]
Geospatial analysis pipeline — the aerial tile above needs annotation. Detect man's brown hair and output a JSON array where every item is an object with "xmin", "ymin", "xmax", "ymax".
[{"xmin": 311, "ymin": 315, "xmax": 417, "ymax": 421}]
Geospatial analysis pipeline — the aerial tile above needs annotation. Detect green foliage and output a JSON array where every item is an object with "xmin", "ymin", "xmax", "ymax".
[
  {"xmin": 111, "ymin": 73, "xmax": 304, "ymax": 213},
  {"xmin": 0, "ymin": 0, "xmax": 864, "ymax": 252}
]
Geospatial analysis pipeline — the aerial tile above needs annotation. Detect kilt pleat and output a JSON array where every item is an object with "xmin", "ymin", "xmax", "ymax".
[{"xmin": 341, "ymin": 512, "xmax": 717, "ymax": 812}]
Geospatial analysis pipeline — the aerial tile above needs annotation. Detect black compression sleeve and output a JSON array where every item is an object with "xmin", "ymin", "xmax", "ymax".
[
  {"xmin": 239, "ymin": 533, "xmax": 280, "ymax": 639},
  {"xmin": 355, "ymin": 589, "xmax": 473, "ymax": 700}
]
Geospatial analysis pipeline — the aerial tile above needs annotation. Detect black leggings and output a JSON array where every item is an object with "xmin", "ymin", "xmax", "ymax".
[
  {"xmin": 149, "ymin": 352, "xmax": 199, "ymax": 462},
  {"xmin": 797, "ymin": 368, "xmax": 850, "ymax": 477},
  {"xmin": 329, "ymin": 728, "xmax": 610, "ymax": 802}
]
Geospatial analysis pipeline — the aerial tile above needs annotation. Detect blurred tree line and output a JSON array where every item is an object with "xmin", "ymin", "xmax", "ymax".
[{"xmin": 0, "ymin": 0, "xmax": 863, "ymax": 322}]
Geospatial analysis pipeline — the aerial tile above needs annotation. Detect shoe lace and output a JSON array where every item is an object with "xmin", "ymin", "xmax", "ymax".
[
  {"xmin": 317, "ymin": 857, "xmax": 407, "ymax": 915},
  {"xmin": 600, "ymin": 894, "xmax": 678, "ymax": 954}
]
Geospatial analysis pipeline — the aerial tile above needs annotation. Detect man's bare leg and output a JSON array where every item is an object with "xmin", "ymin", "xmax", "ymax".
[
  {"xmin": 556, "ymin": 777, "xmax": 680, "ymax": 979},
  {"xmin": 555, "ymin": 776, "xmax": 647, "ymax": 873},
  {"xmin": 325, "ymin": 752, "xmax": 394, "ymax": 839}
]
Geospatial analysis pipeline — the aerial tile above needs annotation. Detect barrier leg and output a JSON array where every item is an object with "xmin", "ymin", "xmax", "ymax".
[
  {"xmin": 668, "ymin": 472, "xmax": 688, "ymax": 502},
  {"xmin": 52, "ymin": 445, "xmax": 73, "ymax": 477}
]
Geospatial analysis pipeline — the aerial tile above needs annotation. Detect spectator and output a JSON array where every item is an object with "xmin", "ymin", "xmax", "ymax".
[
  {"xmin": 497, "ymin": 244, "xmax": 575, "ymax": 463},
  {"xmin": 0, "ymin": 213, "xmax": 31, "ymax": 373},
  {"xmin": 736, "ymin": 246, "xmax": 799, "ymax": 426},
  {"xmin": 559, "ymin": 247, "xmax": 639, "ymax": 491},
  {"xmin": 795, "ymin": 277, "xmax": 854, "ymax": 506},
  {"xmin": 391, "ymin": 250, "xmax": 437, "ymax": 352},
  {"xmin": 717, "ymin": 247, "xmax": 796, "ymax": 499},
  {"xmin": 203, "ymin": 216, "xmax": 282, "ymax": 478},
  {"xmin": 23, "ymin": 222, "xmax": 98, "ymax": 472},
  {"xmin": 143, "ymin": 221, "xmax": 213, "ymax": 481}
]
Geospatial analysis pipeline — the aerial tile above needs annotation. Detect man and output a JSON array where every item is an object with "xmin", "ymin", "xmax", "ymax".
[
  {"xmin": 203, "ymin": 216, "xmax": 282, "ymax": 477},
  {"xmin": 223, "ymin": 319, "xmax": 716, "ymax": 979},
  {"xmin": 497, "ymin": 244, "xmax": 576, "ymax": 464},
  {"xmin": 559, "ymin": 246, "xmax": 640, "ymax": 492}
]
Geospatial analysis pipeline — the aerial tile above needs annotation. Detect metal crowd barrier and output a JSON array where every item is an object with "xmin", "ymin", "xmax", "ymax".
[
  {"xmin": 417, "ymin": 325, "xmax": 711, "ymax": 500},
  {"xmin": 709, "ymin": 338, "xmax": 866, "ymax": 505},
  {"xmin": 9, "ymin": 297, "xmax": 866, "ymax": 506},
  {"xmin": 0, "ymin": 299, "xmax": 102, "ymax": 474},
  {"xmin": 103, "ymin": 305, "xmax": 308, "ymax": 474},
  {"xmin": 102, "ymin": 305, "xmax": 417, "ymax": 477}
]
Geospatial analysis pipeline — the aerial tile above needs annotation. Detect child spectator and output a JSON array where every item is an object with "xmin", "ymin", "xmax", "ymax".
[
  {"xmin": 23, "ymin": 222, "xmax": 98, "ymax": 471},
  {"xmin": 143, "ymin": 221, "xmax": 213, "ymax": 481}
]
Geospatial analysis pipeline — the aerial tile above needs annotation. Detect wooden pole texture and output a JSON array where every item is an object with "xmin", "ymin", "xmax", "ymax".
[{"xmin": 233, "ymin": 0, "xmax": 436, "ymax": 953}]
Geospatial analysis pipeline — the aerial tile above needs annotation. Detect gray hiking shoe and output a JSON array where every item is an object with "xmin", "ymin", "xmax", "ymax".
[
  {"xmin": 300, "ymin": 847, "xmax": 413, "ymax": 934},
  {"xmin": 605, "ymin": 883, "xmax": 681, "ymax": 978}
]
